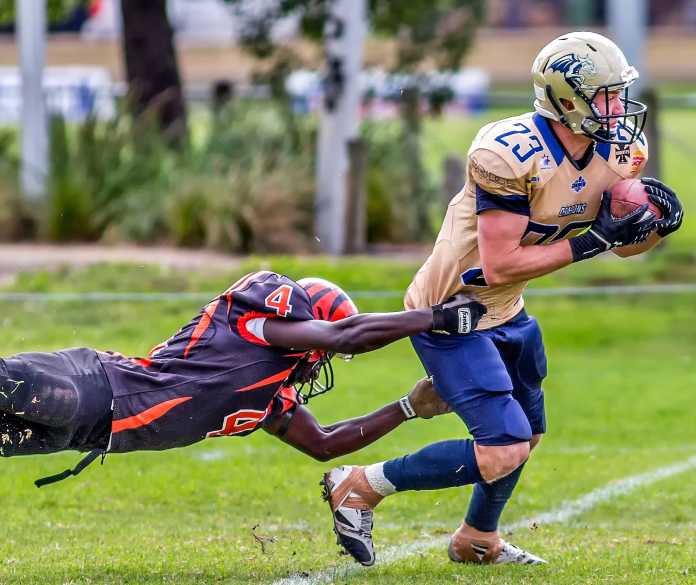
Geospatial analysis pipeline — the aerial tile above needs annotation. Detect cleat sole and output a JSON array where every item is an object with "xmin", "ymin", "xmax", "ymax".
[{"xmin": 320, "ymin": 469, "xmax": 375, "ymax": 566}]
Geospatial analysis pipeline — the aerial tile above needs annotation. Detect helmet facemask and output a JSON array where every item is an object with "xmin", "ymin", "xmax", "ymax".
[
  {"xmin": 546, "ymin": 78, "xmax": 647, "ymax": 146},
  {"xmin": 288, "ymin": 350, "xmax": 335, "ymax": 403}
]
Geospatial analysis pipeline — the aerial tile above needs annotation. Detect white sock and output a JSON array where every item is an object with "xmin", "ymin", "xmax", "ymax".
[{"xmin": 364, "ymin": 462, "xmax": 396, "ymax": 496}]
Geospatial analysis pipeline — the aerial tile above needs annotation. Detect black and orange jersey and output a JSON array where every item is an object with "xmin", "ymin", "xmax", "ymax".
[{"xmin": 98, "ymin": 271, "xmax": 315, "ymax": 453}]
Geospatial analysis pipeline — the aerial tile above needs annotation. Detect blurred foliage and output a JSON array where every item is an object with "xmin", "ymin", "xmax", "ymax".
[
  {"xmin": 43, "ymin": 101, "xmax": 317, "ymax": 253},
  {"xmin": 38, "ymin": 97, "xmax": 431, "ymax": 248},
  {"xmin": 362, "ymin": 121, "xmax": 438, "ymax": 242},
  {"xmin": 225, "ymin": 0, "xmax": 485, "ymax": 71},
  {"xmin": 0, "ymin": 127, "xmax": 27, "ymax": 241},
  {"xmin": 225, "ymin": 0, "xmax": 484, "ymax": 245},
  {"xmin": 0, "ymin": 0, "xmax": 88, "ymax": 25},
  {"xmin": 47, "ymin": 110, "xmax": 173, "ymax": 241}
]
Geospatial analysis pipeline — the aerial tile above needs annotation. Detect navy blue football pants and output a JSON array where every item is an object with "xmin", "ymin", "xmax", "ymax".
[{"xmin": 411, "ymin": 309, "xmax": 547, "ymax": 445}]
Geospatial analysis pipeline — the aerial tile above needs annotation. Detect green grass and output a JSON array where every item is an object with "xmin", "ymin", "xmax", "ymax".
[
  {"xmin": 6, "ymin": 238, "xmax": 696, "ymax": 301},
  {"xmin": 0, "ymin": 263, "xmax": 695, "ymax": 584}
]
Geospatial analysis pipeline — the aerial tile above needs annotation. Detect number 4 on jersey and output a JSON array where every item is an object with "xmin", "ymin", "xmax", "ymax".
[{"xmin": 265, "ymin": 285, "xmax": 294, "ymax": 317}]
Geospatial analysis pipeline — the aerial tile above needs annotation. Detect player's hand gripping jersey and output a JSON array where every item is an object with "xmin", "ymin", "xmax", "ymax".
[
  {"xmin": 99, "ymin": 271, "xmax": 316, "ymax": 452},
  {"xmin": 405, "ymin": 112, "xmax": 648, "ymax": 329}
]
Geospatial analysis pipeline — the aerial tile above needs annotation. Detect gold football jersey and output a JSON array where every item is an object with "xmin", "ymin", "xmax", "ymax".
[{"xmin": 405, "ymin": 111, "xmax": 648, "ymax": 329}]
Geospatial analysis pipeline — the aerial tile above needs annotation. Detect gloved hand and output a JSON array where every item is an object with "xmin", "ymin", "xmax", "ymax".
[
  {"xmin": 406, "ymin": 377, "xmax": 451, "ymax": 419},
  {"xmin": 641, "ymin": 177, "xmax": 684, "ymax": 238},
  {"xmin": 569, "ymin": 191, "xmax": 655, "ymax": 262},
  {"xmin": 431, "ymin": 294, "xmax": 487, "ymax": 334}
]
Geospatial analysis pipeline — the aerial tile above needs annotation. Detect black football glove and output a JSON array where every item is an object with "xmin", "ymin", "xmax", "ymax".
[
  {"xmin": 641, "ymin": 177, "xmax": 684, "ymax": 238},
  {"xmin": 569, "ymin": 191, "xmax": 656, "ymax": 262},
  {"xmin": 431, "ymin": 294, "xmax": 487, "ymax": 335}
]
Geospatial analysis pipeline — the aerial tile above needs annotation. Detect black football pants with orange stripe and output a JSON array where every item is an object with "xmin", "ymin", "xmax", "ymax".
[{"xmin": 0, "ymin": 348, "xmax": 112, "ymax": 456}]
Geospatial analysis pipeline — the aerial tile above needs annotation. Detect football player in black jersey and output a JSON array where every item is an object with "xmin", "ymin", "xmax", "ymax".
[{"xmin": 0, "ymin": 271, "xmax": 486, "ymax": 486}]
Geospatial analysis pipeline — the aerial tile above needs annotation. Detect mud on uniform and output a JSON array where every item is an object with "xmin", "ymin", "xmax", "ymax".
[
  {"xmin": 0, "ymin": 348, "xmax": 112, "ymax": 456},
  {"xmin": 405, "ymin": 112, "xmax": 648, "ymax": 445},
  {"xmin": 0, "ymin": 271, "xmax": 315, "ymax": 456}
]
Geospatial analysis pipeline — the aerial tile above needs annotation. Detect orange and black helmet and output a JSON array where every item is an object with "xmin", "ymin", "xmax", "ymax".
[
  {"xmin": 297, "ymin": 277, "xmax": 359, "ymax": 322},
  {"xmin": 291, "ymin": 277, "xmax": 359, "ymax": 401}
]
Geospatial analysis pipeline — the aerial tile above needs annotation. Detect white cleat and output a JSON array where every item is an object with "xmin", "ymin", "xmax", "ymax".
[
  {"xmin": 491, "ymin": 540, "xmax": 547, "ymax": 565},
  {"xmin": 448, "ymin": 524, "xmax": 547, "ymax": 565},
  {"xmin": 320, "ymin": 465, "xmax": 378, "ymax": 566}
]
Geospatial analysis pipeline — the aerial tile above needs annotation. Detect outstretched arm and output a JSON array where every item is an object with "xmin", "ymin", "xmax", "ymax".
[
  {"xmin": 263, "ymin": 377, "xmax": 449, "ymax": 461},
  {"xmin": 265, "ymin": 310, "xmax": 430, "ymax": 355},
  {"xmin": 264, "ymin": 298, "xmax": 486, "ymax": 355}
]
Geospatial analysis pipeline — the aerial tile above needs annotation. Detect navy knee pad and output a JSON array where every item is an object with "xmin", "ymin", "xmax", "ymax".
[
  {"xmin": 497, "ymin": 396, "xmax": 533, "ymax": 444},
  {"xmin": 461, "ymin": 391, "xmax": 532, "ymax": 446}
]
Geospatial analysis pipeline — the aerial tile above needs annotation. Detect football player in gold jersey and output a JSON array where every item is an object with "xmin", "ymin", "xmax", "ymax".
[{"xmin": 321, "ymin": 32, "xmax": 684, "ymax": 567}]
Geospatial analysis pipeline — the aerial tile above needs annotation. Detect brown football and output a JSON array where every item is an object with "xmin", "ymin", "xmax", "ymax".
[{"xmin": 610, "ymin": 179, "xmax": 662, "ymax": 219}]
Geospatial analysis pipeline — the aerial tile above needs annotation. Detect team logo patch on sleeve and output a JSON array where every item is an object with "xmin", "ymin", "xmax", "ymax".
[
  {"xmin": 631, "ymin": 149, "xmax": 646, "ymax": 176},
  {"xmin": 615, "ymin": 144, "xmax": 631, "ymax": 164},
  {"xmin": 469, "ymin": 158, "xmax": 518, "ymax": 190}
]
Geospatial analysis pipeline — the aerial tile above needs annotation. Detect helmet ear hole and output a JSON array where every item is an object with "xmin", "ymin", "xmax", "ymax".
[{"xmin": 560, "ymin": 98, "xmax": 575, "ymax": 111}]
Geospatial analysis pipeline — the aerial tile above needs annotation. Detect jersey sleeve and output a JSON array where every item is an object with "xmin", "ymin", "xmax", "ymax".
[
  {"xmin": 607, "ymin": 126, "xmax": 649, "ymax": 178},
  {"xmin": 629, "ymin": 131, "xmax": 649, "ymax": 177},
  {"xmin": 468, "ymin": 148, "xmax": 531, "ymax": 216},
  {"xmin": 232, "ymin": 272, "xmax": 314, "ymax": 322}
]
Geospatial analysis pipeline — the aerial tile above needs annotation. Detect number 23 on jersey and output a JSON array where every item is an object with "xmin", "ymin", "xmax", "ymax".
[{"xmin": 494, "ymin": 123, "xmax": 544, "ymax": 163}]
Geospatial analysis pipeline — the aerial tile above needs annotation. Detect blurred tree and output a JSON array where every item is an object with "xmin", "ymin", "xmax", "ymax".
[
  {"xmin": 120, "ymin": 0, "xmax": 187, "ymax": 145},
  {"xmin": 225, "ymin": 0, "xmax": 485, "ymax": 240},
  {"xmin": 226, "ymin": 0, "xmax": 484, "ymax": 70},
  {"xmin": 1, "ymin": 1, "xmax": 187, "ymax": 143}
]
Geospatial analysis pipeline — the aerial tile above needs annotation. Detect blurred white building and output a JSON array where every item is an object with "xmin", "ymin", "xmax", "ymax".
[
  {"xmin": 0, "ymin": 66, "xmax": 115, "ymax": 124},
  {"xmin": 285, "ymin": 68, "xmax": 491, "ymax": 118}
]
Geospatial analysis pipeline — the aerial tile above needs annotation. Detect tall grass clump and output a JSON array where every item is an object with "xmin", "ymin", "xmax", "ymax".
[{"xmin": 45, "ymin": 100, "xmax": 316, "ymax": 253}]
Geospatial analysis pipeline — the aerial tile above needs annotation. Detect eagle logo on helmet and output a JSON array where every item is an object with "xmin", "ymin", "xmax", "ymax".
[{"xmin": 548, "ymin": 53, "xmax": 596, "ymax": 88}]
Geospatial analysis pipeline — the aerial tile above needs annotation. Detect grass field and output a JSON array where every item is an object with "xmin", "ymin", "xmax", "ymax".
[{"xmin": 0, "ymin": 261, "xmax": 694, "ymax": 584}]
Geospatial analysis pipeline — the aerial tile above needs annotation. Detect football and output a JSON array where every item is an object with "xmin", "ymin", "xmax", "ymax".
[{"xmin": 610, "ymin": 179, "xmax": 662, "ymax": 219}]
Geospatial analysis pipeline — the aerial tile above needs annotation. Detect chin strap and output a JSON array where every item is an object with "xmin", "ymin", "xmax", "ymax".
[{"xmin": 34, "ymin": 449, "xmax": 106, "ymax": 488}]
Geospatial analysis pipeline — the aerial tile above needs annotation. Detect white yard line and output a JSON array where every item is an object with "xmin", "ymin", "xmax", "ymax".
[{"xmin": 271, "ymin": 454, "xmax": 696, "ymax": 585}]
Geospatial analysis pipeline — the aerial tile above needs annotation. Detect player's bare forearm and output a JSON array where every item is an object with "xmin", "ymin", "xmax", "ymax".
[
  {"xmin": 478, "ymin": 209, "xmax": 573, "ymax": 286},
  {"xmin": 482, "ymin": 239, "xmax": 573, "ymax": 285},
  {"xmin": 264, "ymin": 310, "xmax": 433, "ymax": 355},
  {"xmin": 268, "ymin": 403, "xmax": 406, "ymax": 462},
  {"xmin": 324, "ymin": 312, "xmax": 435, "ymax": 354}
]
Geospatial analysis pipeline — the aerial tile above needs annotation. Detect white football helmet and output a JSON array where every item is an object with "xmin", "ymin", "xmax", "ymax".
[{"xmin": 531, "ymin": 31, "xmax": 647, "ymax": 145}]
